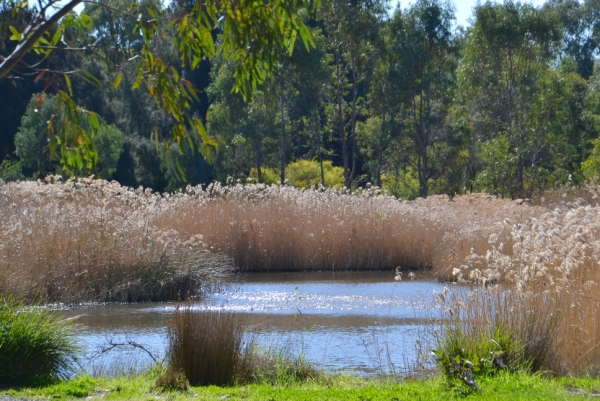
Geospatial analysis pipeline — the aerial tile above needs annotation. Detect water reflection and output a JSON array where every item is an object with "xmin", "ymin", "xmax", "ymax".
[{"xmin": 63, "ymin": 270, "xmax": 448, "ymax": 375}]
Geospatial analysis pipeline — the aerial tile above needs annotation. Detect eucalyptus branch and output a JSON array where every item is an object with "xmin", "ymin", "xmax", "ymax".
[
  {"xmin": 18, "ymin": 68, "xmax": 83, "ymax": 76},
  {"xmin": 0, "ymin": 0, "xmax": 82, "ymax": 79},
  {"xmin": 33, "ymin": 45, "xmax": 89, "ymax": 51}
]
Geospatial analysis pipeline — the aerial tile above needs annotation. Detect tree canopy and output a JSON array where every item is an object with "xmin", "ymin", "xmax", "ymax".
[
  {"xmin": 0, "ymin": 0, "xmax": 317, "ymax": 175},
  {"xmin": 3, "ymin": 0, "xmax": 600, "ymax": 200}
]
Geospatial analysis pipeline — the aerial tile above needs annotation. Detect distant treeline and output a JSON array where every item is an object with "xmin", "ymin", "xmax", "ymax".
[{"xmin": 2, "ymin": 0, "xmax": 600, "ymax": 199}]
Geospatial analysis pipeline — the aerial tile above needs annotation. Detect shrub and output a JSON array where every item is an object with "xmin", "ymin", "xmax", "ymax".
[
  {"xmin": 0, "ymin": 160, "xmax": 25, "ymax": 182},
  {"xmin": 0, "ymin": 298, "xmax": 79, "ymax": 386},
  {"xmin": 381, "ymin": 169, "xmax": 420, "ymax": 200},
  {"xmin": 250, "ymin": 166, "xmax": 280, "ymax": 185},
  {"xmin": 285, "ymin": 160, "xmax": 344, "ymax": 189},
  {"xmin": 582, "ymin": 138, "xmax": 600, "ymax": 181},
  {"xmin": 250, "ymin": 160, "xmax": 344, "ymax": 188},
  {"xmin": 434, "ymin": 322, "xmax": 525, "ymax": 392}
]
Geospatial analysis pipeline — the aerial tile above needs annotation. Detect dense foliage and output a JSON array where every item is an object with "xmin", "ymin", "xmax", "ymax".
[{"xmin": 3, "ymin": 0, "xmax": 600, "ymax": 198}]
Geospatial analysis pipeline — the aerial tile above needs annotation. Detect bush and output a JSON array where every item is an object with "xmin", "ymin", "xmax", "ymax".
[
  {"xmin": 250, "ymin": 160, "xmax": 344, "ymax": 188},
  {"xmin": 286, "ymin": 160, "xmax": 344, "ymax": 189},
  {"xmin": 433, "ymin": 322, "xmax": 526, "ymax": 393},
  {"xmin": 0, "ymin": 298, "xmax": 79, "ymax": 386},
  {"xmin": 0, "ymin": 160, "xmax": 25, "ymax": 182},
  {"xmin": 582, "ymin": 138, "xmax": 600, "ymax": 181},
  {"xmin": 381, "ymin": 169, "xmax": 420, "ymax": 200}
]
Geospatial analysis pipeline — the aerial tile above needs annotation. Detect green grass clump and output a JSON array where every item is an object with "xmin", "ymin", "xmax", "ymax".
[
  {"xmin": 433, "ymin": 322, "xmax": 528, "ymax": 394},
  {"xmin": 0, "ymin": 298, "xmax": 79, "ymax": 386},
  {"xmin": 236, "ymin": 345, "xmax": 322, "ymax": 385},
  {"xmin": 432, "ymin": 288, "xmax": 561, "ymax": 394}
]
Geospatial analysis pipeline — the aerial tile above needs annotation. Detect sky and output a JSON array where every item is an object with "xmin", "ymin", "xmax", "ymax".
[{"xmin": 394, "ymin": 0, "xmax": 549, "ymax": 27}]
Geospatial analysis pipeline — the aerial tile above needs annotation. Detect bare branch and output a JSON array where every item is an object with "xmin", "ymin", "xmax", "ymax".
[
  {"xmin": 34, "ymin": 45, "xmax": 89, "ymax": 51},
  {"xmin": 87, "ymin": 335, "xmax": 158, "ymax": 363},
  {"xmin": 18, "ymin": 68, "xmax": 83, "ymax": 76},
  {"xmin": 32, "ymin": 33, "xmax": 104, "ymax": 52}
]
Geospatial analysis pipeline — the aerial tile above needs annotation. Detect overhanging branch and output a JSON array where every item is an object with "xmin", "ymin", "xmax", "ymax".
[{"xmin": 0, "ymin": 0, "xmax": 83, "ymax": 79}]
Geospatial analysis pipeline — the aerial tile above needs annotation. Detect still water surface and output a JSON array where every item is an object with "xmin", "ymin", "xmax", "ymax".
[{"xmin": 63, "ymin": 271, "xmax": 447, "ymax": 375}]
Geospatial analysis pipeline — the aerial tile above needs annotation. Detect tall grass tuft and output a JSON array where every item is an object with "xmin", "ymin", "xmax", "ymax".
[
  {"xmin": 0, "ymin": 298, "xmax": 79, "ymax": 386},
  {"xmin": 165, "ymin": 306, "xmax": 321, "ymax": 387},
  {"xmin": 432, "ymin": 285, "xmax": 563, "ymax": 392},
  {"xmin": 166, "ymin": 306, "xmax": 245, "ymax": 386}
]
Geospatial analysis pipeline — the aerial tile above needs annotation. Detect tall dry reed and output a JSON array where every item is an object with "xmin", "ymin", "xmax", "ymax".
[
  {"xmin": 0, "ymin": 177, "xmax": 234, "ymax": 303},
  {"xmin": 0, "ymin": 177, "xmax": 543, "ymax": 302},
  {"xmin": 154, "ymin": 183, "xmax": 533, "ymax": 272},
  {"xmin": 435, "ymin": 184, "xmax": 600, "ymax": 376},
  {"xmin": 166, "ymin": 307, "xmax": 245, "ymax": 386}
]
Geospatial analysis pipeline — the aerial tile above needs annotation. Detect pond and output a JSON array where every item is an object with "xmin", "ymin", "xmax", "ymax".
[{"xmin": 62, "ymin": 271, "xmax": 448, "ymax": 376}]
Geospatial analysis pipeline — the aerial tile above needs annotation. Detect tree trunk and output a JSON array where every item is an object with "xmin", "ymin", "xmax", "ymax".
[
  {"xmin": 279, "ymin": 80, "xmax": 286, "ymax": 185},
  {"xmin": 312, "ymin": 112, "xmax": 326, "ymax": 188},
  {"xmin": 232, "ymin": 143, "xmax": 237, "ymax": 178},
  {"xmin": 336, "ymin": 51, "xmax": 350, "ymax": 189},
  {"xmin": 376, "ymin": 112, "xmax": 385, "ymax": 188},
  {"xmin": 515, "ymin": 157, "xmax": 524, "ymax": 198},
  {"xmin": 349, "ymin": 64, "xmax": 359, "ymax": 189},
  {"xmin": 418, "ymin": 153, "xmax": 428, "ymax": 198},
  {"xmin": 255, "ymin": 139, "xmax": 263, "ymax": 184},
  {"xmin": 412, "ymin": 91, "xmax": 429, "ymax": 198}
]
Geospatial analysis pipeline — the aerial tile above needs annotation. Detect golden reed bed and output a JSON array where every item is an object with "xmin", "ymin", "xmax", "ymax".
[{"xmin": 2, "ymin": 176, "xmax": 592, "ymax": 299}]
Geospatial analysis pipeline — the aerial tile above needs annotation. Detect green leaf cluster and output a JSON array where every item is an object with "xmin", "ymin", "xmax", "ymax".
[{"xmin": 15, "ymin": 93, "xmax": 124, "ymax": 179}]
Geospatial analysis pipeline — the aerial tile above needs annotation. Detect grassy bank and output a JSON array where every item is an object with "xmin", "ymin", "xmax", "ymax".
[
  {"xmin": 7, "ymin": 371, "xmax": 600, "ymax": 400},
  {"xmin": 4, "ymin": 279, "xmax": 600, "ymax": 399}
]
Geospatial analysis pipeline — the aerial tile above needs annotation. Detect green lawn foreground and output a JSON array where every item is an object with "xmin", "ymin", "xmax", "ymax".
[{"xmin": 6, "ymin": 372, "xmax": 600, "ymax": 401}]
